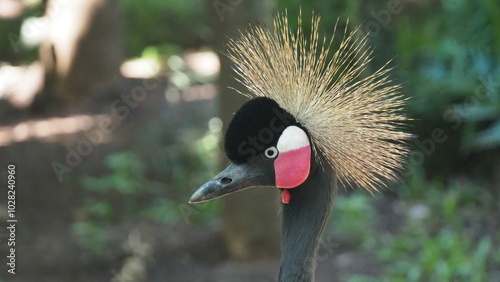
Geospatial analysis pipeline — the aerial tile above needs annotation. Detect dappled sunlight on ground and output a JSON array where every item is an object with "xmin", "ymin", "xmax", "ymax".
[{"xmin": 0, "ymin": 114, "xmax": 110, "ymax": 146}]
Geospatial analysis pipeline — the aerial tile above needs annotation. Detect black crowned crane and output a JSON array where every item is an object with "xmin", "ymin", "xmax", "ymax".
[{"xmin": 190, "ymin": 13, "xmax": 411, "ymax": 282}]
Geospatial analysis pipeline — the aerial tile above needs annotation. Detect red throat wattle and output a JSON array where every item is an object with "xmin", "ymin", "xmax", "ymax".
[{"xmin": 281, "ymin": 189, "xmax": 291, "ymax": 204}]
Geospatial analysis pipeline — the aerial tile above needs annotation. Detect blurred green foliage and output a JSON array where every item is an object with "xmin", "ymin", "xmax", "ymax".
[
  {"xmin": 73, "ymin": 136, "xmax": 220, "ymax": 255},
  {"xmin": 330, "ymin": 181, "xmax": 499, "ymax": 281},
  {"xmin": 73, "ymin": 152, "xmax": 175, "ymax": 255},
  {"xmin": 122, "ymin": 0, "xmax": 211, "ymax": 57},
  {"xmin": 330, "ymin": 192, "xmax": 375, "ymax": 244},
  {"xmin": 377, "ymin": 180, "xmax": 498, "ymax": 281},
  {"xmin": 394, "ymin": 0, "xmax": 500, "ymax": 177}
]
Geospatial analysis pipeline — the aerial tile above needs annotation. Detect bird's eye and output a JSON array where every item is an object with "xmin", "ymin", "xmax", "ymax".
[{"xmin": 264, "ymin": 146, "xmax": 279, "ymax": 159}]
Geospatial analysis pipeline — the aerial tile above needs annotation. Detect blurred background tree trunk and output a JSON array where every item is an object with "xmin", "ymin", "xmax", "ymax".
[
  {"xmin": 210, "ymin": 0, "xmax": 281, "ymax": 261},
  {"xmin": 38, "ymin": 0, "xmax": 123, "ymax": 109}
]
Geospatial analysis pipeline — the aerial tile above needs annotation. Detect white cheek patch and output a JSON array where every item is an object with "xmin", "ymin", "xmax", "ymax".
[{"xmin": 277, "ymin": 125, "xmax": 309, "ymax": 152}]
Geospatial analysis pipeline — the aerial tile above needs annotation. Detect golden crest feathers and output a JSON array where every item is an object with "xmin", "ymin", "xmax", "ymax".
[{"xmin": 226, "ymin": 12, "xmax": 411, "ymax": 191}]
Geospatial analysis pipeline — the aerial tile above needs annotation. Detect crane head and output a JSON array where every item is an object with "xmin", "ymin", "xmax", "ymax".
[
  {"xmin": 189, "ymin": 12, "xmax": 412, "ymax": 206},
  {"xmin": 189, "ymin": 97, "xmax": 314, "ymax": 204}
]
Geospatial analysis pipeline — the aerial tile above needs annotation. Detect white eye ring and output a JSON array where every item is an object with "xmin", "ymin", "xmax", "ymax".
[{"xmin": 264, "ymin": 146, "xmax": 279, "ymax": 159}]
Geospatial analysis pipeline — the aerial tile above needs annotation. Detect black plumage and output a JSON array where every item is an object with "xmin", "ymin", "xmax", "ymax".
[{"xmin": 224, "ymin": 97, "xmax": 298, "ymax": 164}]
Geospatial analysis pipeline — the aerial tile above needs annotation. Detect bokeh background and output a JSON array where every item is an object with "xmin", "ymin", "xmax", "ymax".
[{"xmin": 0, "ymin": 0, "xmax": 499, "ymax": 281}]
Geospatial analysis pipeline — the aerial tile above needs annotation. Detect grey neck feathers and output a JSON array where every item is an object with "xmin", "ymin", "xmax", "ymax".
[{"xmin": 278, "ymin": 163, "xmax": 335, "ymax": 282}]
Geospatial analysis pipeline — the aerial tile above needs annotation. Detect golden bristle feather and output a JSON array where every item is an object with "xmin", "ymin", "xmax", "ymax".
[{"xmin": 226, "ymin": 12, "xmax": 411, "ymax": 192}]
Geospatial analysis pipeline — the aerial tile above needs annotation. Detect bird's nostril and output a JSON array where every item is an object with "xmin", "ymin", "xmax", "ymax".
[{"xmin": 220, "ymin": 177, "xmax": 232, "ymax": 185}]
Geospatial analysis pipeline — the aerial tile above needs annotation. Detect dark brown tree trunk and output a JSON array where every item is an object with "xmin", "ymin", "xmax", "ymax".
[
  {"xmin": 210, "ymin": 0, "xmax": 281, "ymax": 261},
  {"xmin": 38, "ymin": 0, "xmax": 123, "ymax": 108}
]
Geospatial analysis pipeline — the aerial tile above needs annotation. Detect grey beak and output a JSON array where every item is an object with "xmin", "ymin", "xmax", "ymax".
[{"xmin": 189, "ymin": 158, "xmax": 275, "ymax": 203}]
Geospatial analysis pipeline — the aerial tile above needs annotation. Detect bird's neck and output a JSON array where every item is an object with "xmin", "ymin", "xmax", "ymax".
[{"xmin": 278, "ymin": 164, "xmax": 335, "ymax": 282}]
